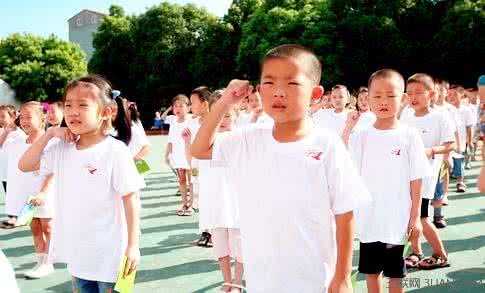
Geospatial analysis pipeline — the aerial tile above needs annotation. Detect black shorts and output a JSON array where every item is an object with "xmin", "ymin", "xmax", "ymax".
[
  {"xmin": 421, "ymin": 198, "xmax": 430, "ymax": 218},
  {"xmin": 358, "ymin": 242, "xmax": 406, "ymax": 278}
]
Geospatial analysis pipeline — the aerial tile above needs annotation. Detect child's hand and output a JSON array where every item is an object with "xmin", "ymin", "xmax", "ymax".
[
  {"xmin": 221, "ymin": 80, "xmax": 253, "ymax": 105},
  {"xmin": 29, "ymin": 193, "xmax": 45, "ymax": 206},
  {"xmin": 407, "ymin": 218, "xmax": 422, "ymax": 243},
  {"xmin": 328, "ymin": 275, "xmax": 352, "ymax": 293},
  {"xmin": 181, "ymin": 128, "xmax": 192, "ymax": 144},
  {"xmin": 124, "ymin": 245, "xmax": 140, "ymax": 278},
  {"xmin": 164, "ymin": 153, "xmax": 171, "ymax": 165},
  {"xmin": 48, "ymin": 127, "xmax": 77, "ymax": 142},
  {"xmin": 345, "ymin": 111, "xmax": 360, "ymax": 130}
]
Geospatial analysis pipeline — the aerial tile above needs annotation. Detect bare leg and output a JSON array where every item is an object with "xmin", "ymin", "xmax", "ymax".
[
  {"xmin": 389, "ymin": 278, "xmax": 404, "ymax": 293},
  {"xmin": 422, "ymin": 218, "xmax": 447, "ymax": 258},
  {"xmin": 366, "ymin": 273, "xmax": 383, "ymax": 293},
  {"xmin": 218, "ymin": 256, "xmax": 232, "ymax": 292}
]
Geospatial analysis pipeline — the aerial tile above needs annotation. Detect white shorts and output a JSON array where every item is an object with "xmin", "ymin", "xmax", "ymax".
[{"xmin": 211, "ymin": 228, "xmax": 242, "ymax": 262}]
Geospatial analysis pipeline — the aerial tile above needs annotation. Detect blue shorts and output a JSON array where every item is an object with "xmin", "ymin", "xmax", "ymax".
[
  {"xmin": 72, "ymin": 276, "xmax": 115, "ymax": 293},
  {"xmin": 452, "ymin": 156, "xmax": 464, "ymax": 178}
]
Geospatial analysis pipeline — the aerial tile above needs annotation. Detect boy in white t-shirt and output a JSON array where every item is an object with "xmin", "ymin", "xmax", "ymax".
[
  {"xmin": 401, "ymin": 74, "xmax": 453, "ymax": 270},
  {"xmin": 343, "ymin": 69, "xmax": 432, "ymax": 293},
  {"xmin": 192, "ymin": 44, "xmax": 371, "ymax": 293},
  {"xmin": 447, "ymin": 85, "xmax": 474, "ymax": 193},
  {"xmin": 247, "ymin": 88, "xmax": 273, "ymax": 126},
  {"xmin": 312, "ymin": 85, "xmax": 351, "ymax": 135}
]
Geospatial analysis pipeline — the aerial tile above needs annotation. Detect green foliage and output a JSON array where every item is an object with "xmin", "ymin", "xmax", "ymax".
[{"xmin": 0, "ymin": 33, "xmax": 87, "ymax": 102}]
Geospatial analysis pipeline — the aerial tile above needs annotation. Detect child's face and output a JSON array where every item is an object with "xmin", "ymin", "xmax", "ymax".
[
  {"xmin": 435, "ymin": 83, "xmax": 446, "ymax": 104},
  {"xmin": 239, "ymin": 97, "xmax": 249, "ymax": 111},
  {"xmin": 406, "ymin": 82, "xmax": 432, "ymax": 112},
  {"xmin": 467, "ymin": 91, "xmax": 478, "ymax": 104},
  {"xmin": 47, "ymin": 103, "xmax": 63, "ymax": 126},
  {"xmin": 20, "ymin": 107, "xmax": 42, "ymax": 134},
  {"xmin": 357, "ymin": 92, "xmax": 369, "ymax": 111},
  {"xmin": 219, "ymin": 110, "xmax": 236, "ymax": 132},
  {"xmin": 0, "ymin": 110, "xmax": 14, "ymax": 128},
  {"xmin": 173, "ymin": 100, "xmax": 188, "ymax": 117},
  {"xmin": 248, "ymin": 92, "xmax": 262, "ymax": 111},
  {"xmin": 330, "ymin": 88, "xmax": 348, "ymax": 110},
  {"xmin": 369, "ymin": 77, "xmax": 404, "ymax": 120},
  {"xmin": 64, "ymin": 85, "xmax": 108, "ymax": 135},
  {"xmin": 479, "ymin": 86, "xmax": 485, "ymax": 101},
  {"xmin": 155, "ymin": 111, "xmax": 161, "ymax": 118},
  {"xmin": 190, "ymin": 94, "xmax": 207, "ymax": 116},
  {"xmin": 447, "ymin": 89, "xmax": 461, "ymax": 107},
  {"xmin": 259, "ymin": 57, "xmax": 320, "ymax": 123}
]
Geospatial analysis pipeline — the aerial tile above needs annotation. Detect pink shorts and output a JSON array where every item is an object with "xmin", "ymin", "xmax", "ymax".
[{"xmin": 211, "ymin": 228, "xmax": 243, "ymax": 262}]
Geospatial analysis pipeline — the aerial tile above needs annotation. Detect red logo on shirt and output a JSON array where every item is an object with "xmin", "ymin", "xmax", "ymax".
[
  {"xmin": 391, "ymin": 149, "xmax": 401, "ymax": 156},
  {"xmin": 306, "ymin": 150, "xmax": 323, "ymax": 161},
  {"xmin": 86, "ymin": 165, "xmax": 97, "ymax": 174}
]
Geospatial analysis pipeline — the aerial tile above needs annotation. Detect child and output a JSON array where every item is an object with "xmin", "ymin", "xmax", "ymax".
[
  {"xmin": 192, "ymin": 44, "xmax": 371, "ymax": 293},
  {"xmin": 447, "ymin": 85, "xmax": 474, "ymax": 192},
  {"xmin": 152, "ymin": 111, "xmax": 162, "ymax": 129},
  {"xmin": 165, "ymin": 94, "xmax": 194, "ymax": 216},
  {"xmin": 400, "ymin": 73, "xmax": 453, "ymax": 270},
  {"xmin": 46, "ymin": 100, "xmax": 64, "ymax": 127},
  {"xmin": 247, "ymin": 88, "xmax": 273, "ymax": 126},
  {"xmin": 19, "ymin": 75, "xmax": 143, "ymax": 291},
  {"xmin": 312, "ymin": 85, "xmax": 351, "ymax": 135},
  {"xmin": 355, "ymin": 86, "xmax": 376, "ymax": 131},
  {"xmin": 343, "ymin": 69, "xmax": 431, "ymax": 293},
  {"xmin": 184, "ymin": 92, "xmax": 243, "ymax": 293},
  {"xmin": 235, "ymin": 96, "xmax": 251, "ymax": 127},
  {"xmin": 127, "ymin": 101, "xmax": 151, "ymax": 161},
  {"xmin": 0, "ymin": 104, "xmax": 26, "ymax": 225},
  {"xmin": 187, "ymin": 86, "xmax": 213, "ymax": 246},
  {"xmin": 2, "ymin": 102, "xmax": 56, "ymax": 278}
]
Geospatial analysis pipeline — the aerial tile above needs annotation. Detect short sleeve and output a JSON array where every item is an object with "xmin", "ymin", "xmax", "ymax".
[
  {"xmin": 408, "ymin": 129, "xmax": 433, "ymax": 181},
  {"xmin": 440, "ymin": 114, "xmax": 455, "ymax": 144},
  {"xmin": 165, "ymin": 115, "xmax": 175, "ymax": 125},
  {"xmin": 112, "ymin": 143, "xmax": 145, "ymax": 197},
  {"xmin": 212, "ymin": 128, "xmax": 247, "ymax": 164},
  {"xmin": 39, "ymin": 140, "xmax": 62, "ymax": 177},
  {"xmin": 326, "ymin": 133, "xmax": 371, "ymax": 215},
  {"xmin": 465, "ymin": 108, "xmax": 475, "ymax": 127}
]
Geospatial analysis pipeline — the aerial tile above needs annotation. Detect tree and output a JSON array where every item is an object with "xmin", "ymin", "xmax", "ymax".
[
  {"xmin": 109, "ymin": 4, "xmax": 125, "ymax": 17},
  {"xmin": 0, "ymin": 33, "xmax": 87, "ymax": 102}
]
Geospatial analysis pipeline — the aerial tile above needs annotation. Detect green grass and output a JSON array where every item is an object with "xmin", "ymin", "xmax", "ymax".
[{"xmin": 1, "ymin": 135, "xmax": 485, "ymax": 292}]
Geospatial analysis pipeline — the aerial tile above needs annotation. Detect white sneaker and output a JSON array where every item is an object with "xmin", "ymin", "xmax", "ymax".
[{"xmin": 24, "ymin": 263, "xmax": 54, "ymax": 279}]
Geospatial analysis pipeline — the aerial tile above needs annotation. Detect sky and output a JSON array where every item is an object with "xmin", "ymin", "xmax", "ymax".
[{"xmin": 0, "ymin": 0, "xmax": 232, "ymax": 40}]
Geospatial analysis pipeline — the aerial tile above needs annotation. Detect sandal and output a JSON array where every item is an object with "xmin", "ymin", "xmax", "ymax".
[
  {"xmin": 197, "ymin": 232, "xmax": 212, "ymax": 247},
  {"xmin": 418, "ymin": 254, "xmax": 450, "ymax": 270},
  {"xmin": 456, "ymin": 182, "xmax": 466, "ymax": 193},
  {"xmin": 229, "ymin": 284, "xmax": 246, "ymax": 293},
  {"xmin": 405, "ymin": 252, "xmax": 424, "ymax": 269},
  {"xmin": 219, "ymin": 283, "xmax": 233, "ymax": 293}
]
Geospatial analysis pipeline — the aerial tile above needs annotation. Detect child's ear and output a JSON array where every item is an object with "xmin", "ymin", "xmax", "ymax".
[
  {"xmin": 101, "ymin": 105, "xmax": 112, "ymax": 120},
  {"xmin": 401, "ymin": 93, "xmax": 408, "ymax": 105},
  {"xmin": 311, "ymin": 86, "xmax": 324, "ymax": 102}
]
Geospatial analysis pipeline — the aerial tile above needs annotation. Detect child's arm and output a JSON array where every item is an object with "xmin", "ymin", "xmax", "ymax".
[
  {"xmin": 160, "ymin": 106, "xmax": 172, "ymax": 121},
  {"xmin": 122, "ymin": 192, "xmax": 141, "ymax": 278},
  {"xmin": 181, "ymin": 128, "xmax": 192, "ymax": 165},
  {"xmin": 466, "ymin": 126, "xmax": 472, "ymax": 149},
  {"xmin": 426, "ymin": 142, "xmax": 455, "ymax": 158},
  {"xmin": 192, "ymin": 80, "xmax": 252, "ymax": 160},
  {"xmin": 30, "ymin": 174, "xmax": 54, "ymax": 206},
  {"xmin": 341, "ymin": 111, "xmax": 360, "ymax": 146},
  {"xmin": 19, "ymin": 127, "xmax": 76, "ymax": 172},
  {"xmin": 164, "ymin": 143, "xmax": 172, "ymax": 165},
  {"xmin": 408, "ymin": 179, "xmax": 423, "ymax": 242},
  {"xmin": 134, "ymin": 145, "xmax": 151, "ymax": 161},
  {"xmin": 329, "ymin": 211, "xmax": 353, "ymax": 292}
]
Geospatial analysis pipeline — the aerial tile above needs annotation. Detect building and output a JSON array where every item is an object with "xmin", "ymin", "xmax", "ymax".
[{"xmin": 68, "ymin": 9, "xmax": 107, "ymax": 61}]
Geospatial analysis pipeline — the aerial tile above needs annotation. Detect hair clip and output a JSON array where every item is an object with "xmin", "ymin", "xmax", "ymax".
[
  {"xmin": 112, "ymin": 90, "xmax": 121, "ymax": 99},
  {"xmin": 42, "ymin": 102, "xmax": 50, "ymax": 112}
]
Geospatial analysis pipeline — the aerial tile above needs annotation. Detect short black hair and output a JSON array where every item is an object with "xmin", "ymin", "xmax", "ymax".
[
  {"xmin": 191, "ymin": 86, "xmax": 211, "ymax": 102},
  {"xmin": 262, "ymin": 44, "xmax": 322, "ymax": 85},
  {"xmin": 368, "ymin": 69, "xmax": 405, "ymax": 92}
]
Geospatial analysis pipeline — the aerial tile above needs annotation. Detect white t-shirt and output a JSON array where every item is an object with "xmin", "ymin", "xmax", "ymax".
[
  {"xmin": 235, "ymin": 112, "xmax": 252, "ymax": 128},
  {"xmin": 128, "ymin": 124, "xmax": 151, "ymax": 157},
  {"xmin": 401, "ymin": 110, "xmax": 455, "ymax": 198},
  {"xmin": 0, "ymin": 128, "xmax": 26, "ymax": 181},
  {"xmin": 400, "ymin": 106, "xmax": 414, "ymax": 120},
  {"xmin": 0, "ymin": 250, "xmax": 19, "ymax": 293},
  {"xmin": 164, "ymin": 115, "xmax": 176, "ymax": 126},
  {"xmin": 213, "ymin": 126, "xmax": 371, "ymax": 293},
  {"xmin": 4, "ymin": 138, "xmax": 55, "ymax": 217},
  {"xmin": 167, "ymin": 118, "xmax": 193, "ymax": 169},
  {"xmin": 312, "ymin": 108, "xmax": 349, "ymax": 135},
  {"xmin": 40, "ymin": 136, "xmax": 144, "ymax": 283},
  {"xmin": 349, "ymin": 125, "xmax": 432, "ymax": 245},
  {"xmin": 457, "ymin": 106, "xmax": 475, "ymax": 146},
  {"xmin": 355, "ymin": 111, "xmax": 376, "ymax": 131},
  {"xmin": 468, "ymin": 103, "xmax": 479, "ymax": 125},
  {"xmin": 434, "ymin": 102, "xmax": 460, "ymax": 133},
  {"xmin": 198, "ymin": 133, "xmax": 240, "ymax": 230}
]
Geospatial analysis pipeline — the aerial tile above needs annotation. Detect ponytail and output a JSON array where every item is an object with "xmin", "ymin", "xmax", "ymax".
[{"xmin": 112, "ymin": 95, "xmax": 132, "ymax": 145}]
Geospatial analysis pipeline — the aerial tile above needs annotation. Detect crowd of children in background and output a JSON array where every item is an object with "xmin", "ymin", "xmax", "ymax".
[{"xmin": 0, "ymin": 43, "xmax": 484, "ymax": 293}]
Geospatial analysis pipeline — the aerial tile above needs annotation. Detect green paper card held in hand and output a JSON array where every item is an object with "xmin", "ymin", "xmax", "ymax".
[
  {"xmin": 114, "ymin": 256, "xmax": 137, "ymax": 293},
  {"xmin": 135, "ymin": 159, "xmax": 150, "ymax": 174}
]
